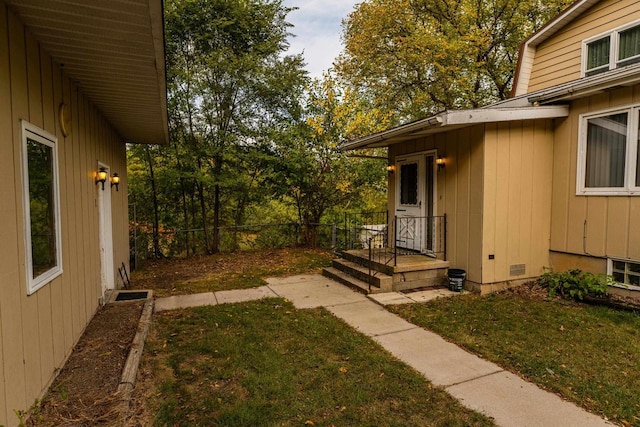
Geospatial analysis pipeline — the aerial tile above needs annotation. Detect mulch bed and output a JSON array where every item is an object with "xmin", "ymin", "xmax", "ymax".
[
  {"xmin": 502, "ymin": 281, "xmax": 640, "ymax": 311},
  {"xmin": 28, "ymin": 301, "xmax": 144, "ymax": 426}
]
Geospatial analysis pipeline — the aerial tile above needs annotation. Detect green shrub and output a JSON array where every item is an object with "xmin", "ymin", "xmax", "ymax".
[{"xmin": 538, "ymin": 268, "xmax": 610, "ymax": 301}]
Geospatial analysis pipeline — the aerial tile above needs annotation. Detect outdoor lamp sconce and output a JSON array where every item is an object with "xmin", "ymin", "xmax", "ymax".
[
  {"xmin": 111, "ymin": 173, "xmax": 120, "ymax": 192},
  {"xmin": 436, "ymin": 156, "xmax": 446, "ymax": 171},
  {"xmin": 96, "ymin": 167, "xmax": 108, "ymax": 190},
  {"xmin": 386, "ymin": 164, "xmax": 395, "ymax": 174}
]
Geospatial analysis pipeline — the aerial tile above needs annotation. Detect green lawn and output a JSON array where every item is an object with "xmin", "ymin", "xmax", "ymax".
[
  {"xmin": 142, "ymin": 299, "xmax": 495, "ymax": 426},
  {"xmin": 388, "ymin": 291, "xmax": 640, "ymax": 426},
  {"xmin": 132, "ymin": 248, "xmax": 334, "ymax": 296}
]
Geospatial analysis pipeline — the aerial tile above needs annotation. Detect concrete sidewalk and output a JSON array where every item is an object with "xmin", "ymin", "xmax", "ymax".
[{"xmin": 155, "ymin": 274, "xmax": 613, "ymax": 427}]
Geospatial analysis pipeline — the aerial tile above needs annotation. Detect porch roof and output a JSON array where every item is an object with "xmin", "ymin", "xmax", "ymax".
[
  {"xmin": 340, "ymin": 105, "xmax": 569, "ymax": 150},
  {"xmin": 5, "ymin": 0, "xmax": 168, "ymax": 145}
]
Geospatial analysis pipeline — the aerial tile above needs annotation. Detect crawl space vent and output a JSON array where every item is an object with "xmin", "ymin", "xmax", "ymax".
[{"xmin": 509, "ymin": 264, "xmax": 526, "ymax": 276}]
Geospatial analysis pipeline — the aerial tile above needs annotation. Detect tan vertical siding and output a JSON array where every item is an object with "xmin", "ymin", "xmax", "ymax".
[
  {"xmin": 10, "ymin": 7, "xmax": 43, "ymax": 406},
  {"xmin": 0, "ymin": 3, "xmax": 20, "ymax": 422},
  {"xmin": 389, "ymin": 125, "xmax": 485, "ymax": 283},
  {"xmin": 48, "ymin": 53, "xmax": 67, "ymax": 371},
  {"xmin": 528, "ymin": 0, "xmax": 640, "ymax": 93},
  {"xmin": 482, "ymin": 120, "xmax": 554, "ymax": 283},
  {"xmin": 550, "ymin": 84, "xmax": 640, "ymax": 263},
  {"xmin": 0, "ymin": 4, "xmax": 130, "ymax": 425}
]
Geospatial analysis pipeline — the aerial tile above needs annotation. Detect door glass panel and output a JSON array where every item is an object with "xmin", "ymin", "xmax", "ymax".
[
  {"xmin": 425, "ymin": 155, "xmax": 434, "ymax": 251},
  {"xmin": 400, "ymin": 163, "xmax": 418, "ymax": 205}
]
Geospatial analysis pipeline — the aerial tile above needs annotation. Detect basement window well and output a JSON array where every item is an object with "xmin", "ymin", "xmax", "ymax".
[{"xmin": 609, "ymin": 259, "xmax": 640, "ymax": 289}]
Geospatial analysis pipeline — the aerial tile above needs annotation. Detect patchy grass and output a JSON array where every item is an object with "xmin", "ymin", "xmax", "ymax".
[
  {"xmin": 138, "ymin": 299, "xmax": 495, "ymax": 427},
  {"xmin": 388, "ymin": 289, "xmax": 640, "ymax": 426},
  {"xmin": 131, "ymin": 248, "xmax": 333, "ymax": 297}
]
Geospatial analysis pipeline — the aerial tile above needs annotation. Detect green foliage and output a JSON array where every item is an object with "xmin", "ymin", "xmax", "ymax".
[
  {"xmin": 129, "ymin": 1, "xmax": 389, "ymax": 257},
  {"xmin": 337, "ymin": 0, "xmax": 574, "ymax": 122},
  {"xmin": 390, "ymin": 292, "xmax": 640, "ymax": 426},
  {"xmin": 538, "ymin": 268, "xmax": 610, "ymax": 301},
  {"xmin": 147, "ymin": 299, "xmax": 494, "ymax": 426}
]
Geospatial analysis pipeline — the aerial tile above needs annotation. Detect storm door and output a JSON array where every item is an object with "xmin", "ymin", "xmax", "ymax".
[{"xmin": 395, "ymin": 152, "xmax": 436, "ymax": 253}]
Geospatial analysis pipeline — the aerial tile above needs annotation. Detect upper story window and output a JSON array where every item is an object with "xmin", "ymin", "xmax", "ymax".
[
  {"xmin": 21, "ymin": 121, "xmax": 63, "ymax": 294},
  {"xmin": 577, "ymin": 105, "xmax": 640, "ymax": 196},
  {"xmin": 583, "ymin": 21, "xmax": 640, "ymax": 77}
]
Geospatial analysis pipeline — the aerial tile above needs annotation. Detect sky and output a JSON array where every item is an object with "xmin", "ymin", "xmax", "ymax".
[{"xmin": 282, "ymin": 0, "xmax": 360, "ymax": 79}]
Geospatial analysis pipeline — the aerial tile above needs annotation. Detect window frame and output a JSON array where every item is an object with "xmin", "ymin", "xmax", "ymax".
[
  {"xmin": 607, "ymin": 258, "xmax": 640, "ymax": 290},
  {"xmin": 20, "ymin": 120, "xmax": 63, "ymax": 295},
  {"xmin": 581, "ymin": 19, "xmax": 640, "ymax": 77},
  {"xmin": 576, "ymin": 104, "xmax": 640, "ymax": 196}
]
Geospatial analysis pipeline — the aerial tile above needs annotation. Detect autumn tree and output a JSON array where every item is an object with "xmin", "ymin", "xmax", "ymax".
[
  {"xmin": 336, "ymin": 0, "xmax": 573, "ymax": 121},
  {"xmin": 273, "ymin": 73, "xmax": 390, "ymax": 245},
  {"xmin": 129, "ymin": 0, "xmax": 307, "ymax": 254}
]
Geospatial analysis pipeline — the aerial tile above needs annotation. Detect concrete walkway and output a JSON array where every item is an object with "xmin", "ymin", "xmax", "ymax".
[{"xmin": 155, "ymin": 274, "xmax": 613, "ymax": 427}]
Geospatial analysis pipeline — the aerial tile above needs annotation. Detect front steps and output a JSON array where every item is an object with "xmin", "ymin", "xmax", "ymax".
[{"xmin": 322, "ymin": 249, "xmax": 450, "ymax": 294}]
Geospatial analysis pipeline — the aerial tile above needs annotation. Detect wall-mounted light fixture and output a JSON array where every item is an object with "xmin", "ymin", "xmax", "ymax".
[
  {"xmin": 436, "ymin": 156, "xmax": 446, "ymax": 171},
  {"xmin": 110, "ymin": 173, "xmax": 120, "ymax": 192},
  {"xmin": 96, "ymin": 167, "xmax": 108, "ymax": 190},
  {"xmin": 386, "ymin": 164, "xmax": 395, "ymax": 174}
]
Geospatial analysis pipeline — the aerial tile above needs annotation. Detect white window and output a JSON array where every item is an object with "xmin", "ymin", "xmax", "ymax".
[
  {"xmin": 608, "ymin": 259, "xmax": 640, "ymax": 289},
  {"xmin": 577, "ymin": 105, "xmax": 640, "ymax": 195},
  {"xmin": 21, "ymin": 121, "xmax": 63, "ymax": 294},
  {"xmin": 582, "ymin": 21, "xmax": 640, "ymax": 77}
]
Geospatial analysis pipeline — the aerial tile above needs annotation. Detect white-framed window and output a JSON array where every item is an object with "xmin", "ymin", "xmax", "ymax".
[
  {"xmin": 21, "ymin": 121, "xmax": 63, "ymax": 294},
  {"xmin": 576, "ymin": 104, "xmax": 640, "ymax": 195},
  {"xmin": 582, "ymin": 20, "xmax": 640, "ymax": 77},
  {"xmin": 608, "ymin": 258, "xmax": 640, "ymax": 289}
]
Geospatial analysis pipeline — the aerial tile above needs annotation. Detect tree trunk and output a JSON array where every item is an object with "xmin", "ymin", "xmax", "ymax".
[
  {"xmin": 144, "ymin": 146, "xmax": 162, "ymax": 258},
  {"xmin": 195, "ymin": 160, "xmax": 211, "ymax": 254},
  {"xmin": 212, "ymin": 154, "xmax": 222, "ymax": 253}
]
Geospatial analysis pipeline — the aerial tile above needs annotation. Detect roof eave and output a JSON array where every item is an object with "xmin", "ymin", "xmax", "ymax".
[
  {"xmin": 512, "ymin": 0, "xmax": 600, "ymax": 96},
  {"xmin": 340, "ymin": 106, "xmax": 569, "ymax": 151},
  {"xmin": 6, "ymin": 0, "xmax": 169, "ymax": 145},
  {"xmin": 529, "ymin": 65, "xmax": 640, "ymax": 104}
]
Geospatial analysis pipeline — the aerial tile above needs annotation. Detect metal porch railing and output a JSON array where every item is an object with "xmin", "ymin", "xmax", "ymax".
[{"xmin": 339, "ymin": 212, "xmax": 447, "ymax": 289}]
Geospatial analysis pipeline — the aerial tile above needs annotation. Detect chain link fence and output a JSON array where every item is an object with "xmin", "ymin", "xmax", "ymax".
[{"xmin": 130, "ymin": 222, "xmax": 338, "ymax": 269}]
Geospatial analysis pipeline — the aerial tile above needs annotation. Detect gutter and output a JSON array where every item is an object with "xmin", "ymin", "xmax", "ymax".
[{"xmin": 528, "ymin": 64, "xmax": 640, "ymax": 104}]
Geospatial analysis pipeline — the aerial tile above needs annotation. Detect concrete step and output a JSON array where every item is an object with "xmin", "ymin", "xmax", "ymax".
[
  {"xmin": 332, "ymin": 259, "xmax": 393, "ymax": 291},
  {"xmin": 322, "ymin": 267, "xmax": 387, "ymax": 295},
  {"xmin": 342, "ymin": 250, "xmax": 450, "ymax": 276},
  {"xmin": 341, "ymin": 250, "xmax": 396, "ymax": 275},
  {"xmin": 392, "ymin": 276, "xmax": 448, "ymax": 292}
]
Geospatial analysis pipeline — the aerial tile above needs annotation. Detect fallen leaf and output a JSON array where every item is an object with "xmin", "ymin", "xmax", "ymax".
[{"xmin": 339, "ymin": 367, "xmax": 348, "ymax": 374}]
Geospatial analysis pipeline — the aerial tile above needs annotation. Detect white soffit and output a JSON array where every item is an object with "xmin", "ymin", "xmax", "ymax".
[{"xmin": 6, "ymin": 0, "xmax": 168, "ymax": 145}]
